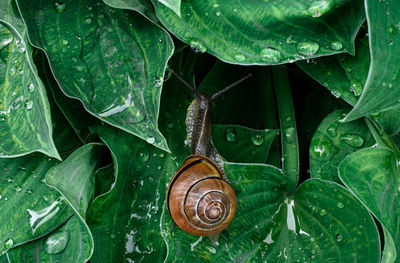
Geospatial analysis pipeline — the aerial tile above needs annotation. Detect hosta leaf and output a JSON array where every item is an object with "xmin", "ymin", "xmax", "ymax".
[
  {"xmin": 152, "ymin": 0, "xmax": 364, "ymax": 65},
  {"xmin": 94, "ymin": 164, "xmax": 114, "ymax": 198},
  {"xmin": 2, "ymin": 215, "xmax": 92, "ymax": 263},
  {"xmin": 0, "ymin": 153, "xmax": 72, "ymax": 255},
  {"xmin": 103, "ymin": 0, "xmax": 160, "ymax": 23},
  {"xmin": 16, "ymin": 0, "xmax": 174, "ymax": 152},
  {"xmin": 87, "ymin": 125, "xmax": 172, "ymax": 263},
  {"xmin": 212, "ymin": 125, "xmax": 278, "ymax": 163},
  {"xmin": 162, "ymin": 169, "xmax": 380, "ymax": 262},
  {"xmin": 298, "ymin": 37, "xmax": 400, "ymax": 135},
  {"xmin": 0, "ymin": 0, "xmax": 59, "ymax": 159},
  {"xmin": 310, "ymin": 109, "xmax": 374, "ymax": 183},
  {"xmin": 339, "ymin": 148, "xmax": 400, "ymax": 263},
  {"xmin": 46, "ymin": 143, "xmax": 105, "ymax": 218},
  {"xmin": 158, "ymin": 0, "xmax": 181, "ymax": 17},
  {"xmin": 345, "ymin": 0, "xmax": 400, "ymax": 121}
]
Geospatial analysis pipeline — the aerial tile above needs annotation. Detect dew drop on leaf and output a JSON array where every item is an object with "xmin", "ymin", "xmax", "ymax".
[
  {"xmin": 319, "ymin": 209, "xmax": 327, "ymax": 216},
  {"xmin": 350, "ymin": 81, "xmax": 363, "ymax": 96},
  {"xmin": 234, "ymin": 54, "xmax": 246, "ymax": 62},
  {"xmin": 340, "ymin": 134, "xmax": 364, "ymax": 147},
  {"xmin": 61, "ymin": 40, "xmax": 69, "ymax": 46},
  {"xmin": 260, "ymin": 48, "xmax": 281, "ymax": 63},
  {"xmin": 84, "ymin": 18, "xmax": 92, "ymax": 24},
  {"xmin": 54, "ymin": 2, "xmax": 67, "ymax": 14},
  {"xmin": 251, "ymin": 134, "xmax": 264, "ymax": 146},
  {"xmin": 285, "ymin": 127, "xmax": 296, "ymax": 143},
  {"xmin": 330, "ymin": 41, "xmax": 343, "ymax": 50},
  {"xmin": 4, "ymin": 238, "xmax": 13, "ymax": 249},
  {"xmin": 25, "ymin": 100, "xmax": 33, "ymax": 110},
  {"xmin": 327, "ymin": 122, "xmax": 338, "ymax": 137},
  {"xmin": 225, "ymin": 128, "xmax": 237, "ymax": 143},
  {"xmin": 336, "ymin": 233, "xmax": 343, "ymax": 242},
  {"xmin": 310, "ymin": 137, "xmax": 335, "ymax": 161},
  {"xmin": 146, "ymin": 137, "xmax": 155, "ymax": 144},
  {"xmin": 14, "ymin": 186, "xmax": 22, "ymax": 192},
  {"xmin": 189, "ymin": 39, "xmax": 207, "ymax": 53},
  {"xmin": 27, "ymin": 83, "xmax": 35, "ymax": 93},
  {"xmin": 297, "ymin": 41, "xmax": 319, "ymax": 56},
  {"xmin": 136, "ymin": 148, "xmax": 150, "ymax": 163},
  {"xmin": 337, "ymin": 202, "xmax": 344, "ymax": 208},
  {"xmin": 44, "ymin": 230, "xmax": 70, "ymax": 255}
]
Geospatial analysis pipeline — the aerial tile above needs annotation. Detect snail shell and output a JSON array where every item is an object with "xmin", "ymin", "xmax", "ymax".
[{"xmin": 167, "ymin": 155, "xmax": 237, "ymax": 236}]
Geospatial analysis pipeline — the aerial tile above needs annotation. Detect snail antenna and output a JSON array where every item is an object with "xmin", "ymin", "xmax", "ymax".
[
  {"xmin": 211, "ymin": 74, "xmax": 252, "ymax": 101},
  {"xmin": 170, "ymin": 69, "xmax": 201, "ymax": 98}
]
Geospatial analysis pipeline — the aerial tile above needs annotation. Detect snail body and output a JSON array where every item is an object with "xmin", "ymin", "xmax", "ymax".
[{"xmin": 166, "ymin": 73, "xmax": 250, "ymax": 236}]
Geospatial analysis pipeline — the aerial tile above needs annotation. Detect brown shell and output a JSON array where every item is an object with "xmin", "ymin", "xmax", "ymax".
[{"xmin": 167, "ymin": 155, "xmax": 237, "ymax": 236}]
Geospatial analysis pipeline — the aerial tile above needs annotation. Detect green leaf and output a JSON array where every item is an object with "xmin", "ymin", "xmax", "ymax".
[
  {"xmin": 87, "ymin": 125, "xmax": 171, "ymax": 263},
  {"xmin": 152, "ymin": 0, "xmax": 364, "ymax": 65},
  {"xmin": 310, "ymin": 109, "xmax": 374, "ymax": 183},
  {"xmin": 103, "ymin": 0, "xmax": 160, "ymax": 23},
  {"xmin": 211, "ymin": 125, "xmax": 278, "ymax": 163},
  {"xmin": 0, "ymin": 153, "xmax": 72, "ymax": 255},
  {"xmin": 339, "ymin": 147, "xmax": 400, "ymax": 263},
  {"xmin": 345, "ymin": 0, "xmax": 400, "ymax": 121},
  {"xmin": 0, "ymin": 0, "xmax": 59, "ymax": 159},
  {"xmin": 382, "ymin": 226, "xmax": 397, "ymax": 263},
  {"xmin": 46, "ymin": 143, "xmax": 105, "ymax": 218},
  {"xmin": 162, "ymin": 166, "xmax": 381, "ymax": 262},
  {"xmin": 94, "ymin": 164, "xmax": 114, "ymax": 198},
  {"xmin": 16, "ymin": 0, "xmax": 174, "ymax": 152},
  {"xmin": 158, "ymin": 0, "xmax": 181, "ymax": 17},
  {"xmin": 2, "ymin": 215, "xmax": 92, "ymax": 263}
]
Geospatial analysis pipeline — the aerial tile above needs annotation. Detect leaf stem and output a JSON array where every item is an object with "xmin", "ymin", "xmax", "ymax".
[{"xmin": 272, "ymin": 66, "xmax": 299, "ymax": 192}]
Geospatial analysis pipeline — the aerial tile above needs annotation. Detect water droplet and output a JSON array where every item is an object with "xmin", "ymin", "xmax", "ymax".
[
  {"xmin": 84, "ymin": 18, "xmax": 92, "ymax": 24},
  {"xmin": 310, "ymin": 137, "xmax": 335, "ymax": 161},
  {"xmin": 44, "ymin": 231, "xmax": 69, "ymax": 255},
  {"xmin": 251, "ymin": 134, "xmax": 264, "ymax": 146},
  {"xmin": 330, "ymin": 41, "xmax": 343, "ymax": 50},
  {"xmin": 27, "ymin": 83, "xmax": 35, "ymax": 93},
  {"xmin": 75, "ymin": 35, "xmax": 82, "ymax": 40},
  {"xmin": 54, "ymin": 2, "xmax": 67, "ymax": 13},
  {"xmin": 153, "ymin": 76, "xmax": 163, "ymax": 87},
  {"xmin": 5, "ymin": 177, "xmax": 14, "ymax": 183},
  {"xmin": 146, "ymin": 137, "xmax": 155, "ymax": 144},
  {"xmin": 350, "ymin": 81, "xmax": 363, "ymax": 96},
  {"xmin": 336, "ymin": 234, "xmax": 343, "ymax": 242},
  {"xmin": 308, "ymin": 0, "xmax": 332, "ymax": 17},
  {"xmin": 234, "ymin": 54, "xmax": 246, "ymax": 62},
  {"xmin": 4, "ymin": 238, "xmax": 13, "ymax": 249},
  {"xmin": 225, "ymin": 128, "xmax": 237, "ymax": 143},
  {"xmin": 75, "ymin": 65, "xmax": 84, "ymax": 72},
  {"xmin": 330, "ymin": 89, "xmax": 341, "ymax": 98},
  {"xmin": 136, "ymin": 148, "xmax": 150, "ymax": 163},
  {"xmin": 14, "ymin": 186, "xmax": 22, "ymax": 192},
  {"xmin": 189, "ymin": 39, "xmax": 207, "ymax": 53},
  {"xmin": 285, "ymin": 127, "xmax": 296, "ymax": 143},
  {"xmin": 297, "ymin": 41, "xmax": 319, "ymax": 56},
  {"xmin": 327, "ymin": 122, "xmax": 338, "ymax": 137},
  {"xmin": 215, "ymin": 11, "xmax": 221, "ymax": 16},
  {"xmin": 337, "ymin": 202, "xmax": 344, "ymax": 208},
  {"xmin": 340, "ymin": 134, "xmax": 364, "ymax": 147},
  {"xmin": 260, "ymin": 48, "xmax": 281, "ymax": 63},
  {"xmin": 61, "ymin": 40, "xmax": 69, "ymax": 46},
  {"xmin": 319, "ymin": 209, "xmax": 327, "ymax": 216},
  {"xmin": 25, "ymin": 100, "xmax": 33, "ymax": 110}
]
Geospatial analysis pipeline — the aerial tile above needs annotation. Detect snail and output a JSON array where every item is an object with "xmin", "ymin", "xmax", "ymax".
[{"xmin": 166, "ymin": 71, "xmax": 251, "ymax": 236}]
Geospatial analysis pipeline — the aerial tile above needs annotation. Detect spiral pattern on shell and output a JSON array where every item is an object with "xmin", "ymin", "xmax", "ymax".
[{"xmin": 167, "ymin": 155, "xmax": 237, "ymax": 236}]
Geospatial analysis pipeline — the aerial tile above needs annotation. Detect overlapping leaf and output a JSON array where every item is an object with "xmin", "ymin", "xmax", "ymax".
[
  {"xmin": 345, "ymin": 0, "xmax": 400, "ymax": 121},
  {"xmin": 0, "ymin": 0, "xmax": 59, "ymax": 158},
  {"xmin": 152, "ymin": 0, "xmax": 364, "ymax": 65},
  {"xmin": 16, "ymin": 0, "xmax": 174, "ymax": 151},
  {"xmin": 310, "ymin": 109, "xmax": 374, "ymax": 183},
  {"xmin": 339, "ymin": 148, "xmax": 400, "ymax": 263}
]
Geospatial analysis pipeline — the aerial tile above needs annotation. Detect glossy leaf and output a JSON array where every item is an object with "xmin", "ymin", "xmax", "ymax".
[
  {"xmin": 87, "ymin": 125, "xmax": 171, "ymax": 263},
  {"xmin": 0, "ymin": 153, "xmax": 72, "ymax": 255},
  {"xmin": 0, "ymin": 0, "xmax": 59, "ymax": 159},
  {"xmin": 16, "ymin": 0, "xmax": 174, "ymax": 151},
  {"xmin": 345, "ymin": 0, "xmax": 400, "ymax": 121},
  {"xmin": 310, "ymin": 109, "xmax": 374, "ymax": 183},
  {"xmin": 152, "ymin": 0, "xmax": 364, "ymax": 65},
  {"xmin": 158, "ymin": 0, "xmax": 181, "ymax": 17},
  {"xmin": 2, "ymin": 215, "xmax": 92, "ymax": 263},
  {"xmin": 339, "ymin": 148, "xmax": 400, "ymax": 263},
  {"xmin": 46, "ymin": 143, "xmax": 104, "ymax": 218},
  {"xmin": 162, "ymin": 167, "xmax": 380, "ymax": 262},
  {"xmin": 94, "ymin": 164, "xmax": 114, "ymax": 198},
  {"xmin": 103, "ymin": 0, "xmax": 160, "ymax": 23},
  {"xmin": 211, "ymin": 125, "xmax": 278, "ymax": 163}
]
